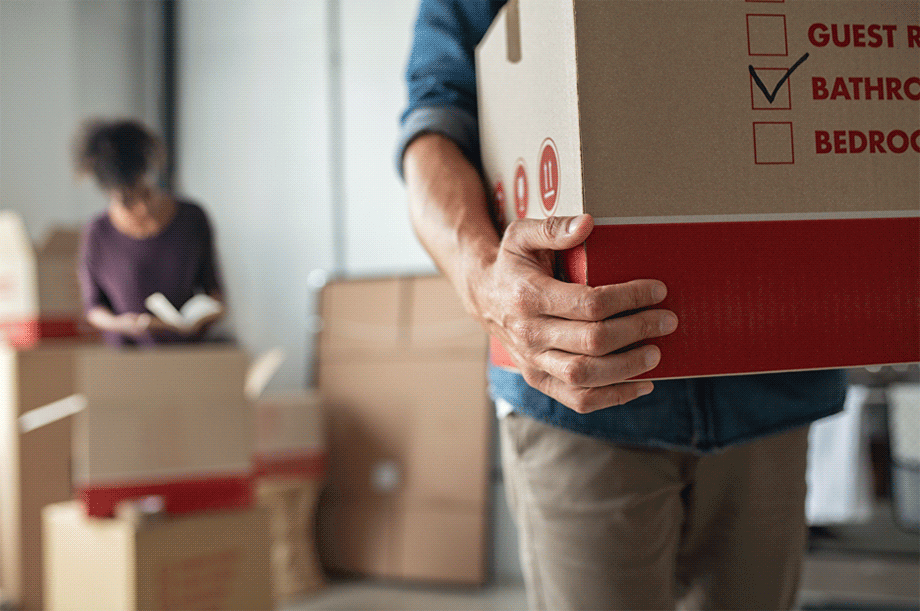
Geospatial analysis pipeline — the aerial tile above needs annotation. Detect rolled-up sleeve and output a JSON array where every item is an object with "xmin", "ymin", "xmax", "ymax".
[{"xmin": 396, "ymin": 0, "xmax": 505, "ymax": 177}]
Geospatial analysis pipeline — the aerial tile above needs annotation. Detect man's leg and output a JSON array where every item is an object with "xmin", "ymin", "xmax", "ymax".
[
  {"xmin": 499, "ymin": 412, "xmax": 688, "ymax": 611},
  {"xmin": 676, "ymin": 426, "xmax": 811, "ymax": 611}
]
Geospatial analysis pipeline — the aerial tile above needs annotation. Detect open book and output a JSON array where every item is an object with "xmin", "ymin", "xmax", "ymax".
[{"xmin": 144, "ymin": 292, "xmax": 223, "ymax": 332}]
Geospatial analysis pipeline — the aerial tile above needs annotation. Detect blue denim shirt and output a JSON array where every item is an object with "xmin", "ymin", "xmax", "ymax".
[{"xmin": 398, "ymin": 0, "xmax": 846, "ymax": 453}]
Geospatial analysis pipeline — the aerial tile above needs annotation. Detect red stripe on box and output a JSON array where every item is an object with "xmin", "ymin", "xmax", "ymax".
[
  {"xmin": 253, "ymin": 450, "xmax": 327, "ymax": 480},
  {"xmin": 0, "ymin": 317, "xmax": 80, "ymax": 348},
  {"xmin": 78, "ymin": 472, "xmax": 253, "ymax": 518},
  {"xmin": 561, "ymin": 216, "xmax": 919, "ymax": 379}
]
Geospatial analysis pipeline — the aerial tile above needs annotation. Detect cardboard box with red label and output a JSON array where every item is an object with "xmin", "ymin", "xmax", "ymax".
[
  {"xmin": 71, "ymin": 346, "xmax": 255, "ymax": 518},
  {"xmin": 477, "ymin": 0, "xmax": 919, "ymax": 379},
  {"xmin": 0, "ymin": 211, "xmax": 91, "ymax": 348}
]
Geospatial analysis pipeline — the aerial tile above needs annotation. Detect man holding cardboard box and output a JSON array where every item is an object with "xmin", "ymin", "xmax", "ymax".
[{"xmin": 398, "ymin": 1, "xmax": 850, "ymax": 609}]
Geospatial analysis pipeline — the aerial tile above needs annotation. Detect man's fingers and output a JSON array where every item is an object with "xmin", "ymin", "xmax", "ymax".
[
  {"xmin": 527, "ymin": 370, "xmax": 656, "ymax": 414},
  {"xmin": 503, "ymin": 215, "xmax": 593, "ymax": 256},
  {"xmin": 524, "ymin": 310, "xmax": 677, "ymax": 356},
  {"xmin": 533, "ymin": 345, "xmax": 661, "ymax": 389},
  {"xmin": 524, "ymin": 275, "xmax": 668, "ymax": 322}
]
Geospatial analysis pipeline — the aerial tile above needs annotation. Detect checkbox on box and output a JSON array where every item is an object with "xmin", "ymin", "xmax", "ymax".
[
  {"xmin": 753, "ymin": 122, "xmax": 794, "ymax": 164},
  {"xmin": 750, "ymin": 67, "xmax": 793, "ymax": 109},
  {"xmin": 747, "ymin": 14, "xmax": 788, "ymax": 56}
]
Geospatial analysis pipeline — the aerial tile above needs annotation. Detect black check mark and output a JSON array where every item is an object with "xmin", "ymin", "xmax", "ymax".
[{"xmin": 749, "ymin": 52, "xmax": 810, "ymax": 104}]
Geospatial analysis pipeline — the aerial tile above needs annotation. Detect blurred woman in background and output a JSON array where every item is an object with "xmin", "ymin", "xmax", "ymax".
[{"xmin": 75, "ymin": 118, "xmax": 226, "ymax": 346}]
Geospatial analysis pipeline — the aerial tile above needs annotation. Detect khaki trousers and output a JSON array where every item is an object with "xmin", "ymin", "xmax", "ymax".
[{"xmin": 500, "ymin": 413, "xmax": 811, "ymax": 611}]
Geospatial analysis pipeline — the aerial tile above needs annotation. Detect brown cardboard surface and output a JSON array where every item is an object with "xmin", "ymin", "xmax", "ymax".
[
  {"xmin": 476, "ymin": 1, "xmax": 919, "ymax": 378},
  {"xmin": 43, "ymin": 501, "xmax": 271, "ymax": 611},
  {"xmin": 316, "ymin": 275, "xmax": 492, "ymax": 585},
  {"xmin": 35, "ymin": 229, "xmax": 82, "ymax": 317},
  {"xmin": 254, "ymin": 391, "xmax": 324, "ymax": 455},
  {"xmin": 72, "ymin": 346, "xmax": 253, "ymax": 486},
  {"xmin": 394, "ymin": 503, "xmax": 487, "ymax": 585},
  {"xmin": 76, "ymin": 345, "xmax": 249, "ymax": 402},
  {"xmin": 478, "ymin": 0, "xmax": 919, "ymax": 221},
  {"xmin": 318, "ymin": 276, "xmax": 403, "ymax": 358},
  {"xmin": 0, "ymin": 213, "xmax": 87, "ymax": 346},
  {"xmin": 0, "ymin": 345, "xmax": 77, "ymax": 611},
  {"xmin": 256, "ymin": 479, "xmax": 325, "ymax": 604}
]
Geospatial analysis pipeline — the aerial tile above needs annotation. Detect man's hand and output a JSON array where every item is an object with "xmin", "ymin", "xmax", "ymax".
[
  {"xmin": 470, "ymin": 214, "xmax": 677, "ymax": 413},
  {"xmin": 404, "ymin": 133, "xmax": 676, "ymax": 413}
]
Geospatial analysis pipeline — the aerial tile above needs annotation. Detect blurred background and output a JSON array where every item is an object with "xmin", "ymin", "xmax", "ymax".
[
  {"xmin": 1, "ymin": 0, "xmax": 434, "ymax": 391},
  {"xmin": 1, "ymin": 2, "xmax": 917, "ymax": 611}
]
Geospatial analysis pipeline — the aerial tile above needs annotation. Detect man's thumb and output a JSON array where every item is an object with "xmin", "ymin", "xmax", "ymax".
[{"xmin": 505, "ymin": 214, "xmax": 593, "ymax": 254}]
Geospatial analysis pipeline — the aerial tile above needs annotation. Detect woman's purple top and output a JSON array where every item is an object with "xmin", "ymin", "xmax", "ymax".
[{"xmin": 78, "ymin": 200, "xmax": 223, "ymax": 346}]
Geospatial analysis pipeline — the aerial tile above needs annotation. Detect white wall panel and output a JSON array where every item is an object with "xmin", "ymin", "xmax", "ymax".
[
  {"xmin": 179, "ymin": 0, "xmax": 332, "ymax": 391},
  {"xmin": 340, "ymin": 0, "xmax": 436, "ymax": 276}
]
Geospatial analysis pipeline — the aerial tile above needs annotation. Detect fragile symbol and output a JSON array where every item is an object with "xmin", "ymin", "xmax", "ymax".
[
  {"xmin": 514, "ymin": 161, "xmax": 528, "ymax": 218},
  {"xmin": 538, "ymin": 139, "xmax": 559, "ymax": 215},
  {"xmin": 493, "ymin": 181, "xmax": 507, "ymax": 227},
  {"xmin": 749, "ymin": 52, "xmax": 809, "ymax": 104}
]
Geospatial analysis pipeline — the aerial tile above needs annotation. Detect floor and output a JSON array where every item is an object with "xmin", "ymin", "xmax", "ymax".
[
  {"xmin": 281, "ymin": 561, "xmax": 920, "ymax": 611},
  {"xmin": 283, "ymin": 578, "xmax": 528, "ymax": 611}
]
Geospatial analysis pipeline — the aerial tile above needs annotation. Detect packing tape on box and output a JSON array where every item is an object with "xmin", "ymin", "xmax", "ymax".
[{"xmin": 19, "ymin": 394, "xmax": 87, "ymax": 433}]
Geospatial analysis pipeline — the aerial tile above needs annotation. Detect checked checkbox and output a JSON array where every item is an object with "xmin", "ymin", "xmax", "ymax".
[
  {"xmin": 747, "ymin": 14, "xmax": 788, "ymax": 56},
  {"xmin": 753, "ymin": 122, "xmax": 795, "ymax": 165},
  {"xmin": 750, "ymin": 67, "xmax": 793, "ymax": 109}
]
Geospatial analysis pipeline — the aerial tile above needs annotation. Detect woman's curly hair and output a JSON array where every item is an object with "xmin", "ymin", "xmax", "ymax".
[{"xmin": 74, "ymin": 118, "xmax": 165, "ymax": 190}]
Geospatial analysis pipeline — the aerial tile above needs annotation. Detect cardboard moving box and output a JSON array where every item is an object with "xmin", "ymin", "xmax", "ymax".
[
  {"xmin": 71, "ymin": 346, "xmax": 254, "ymax": 518},
  {"xmin": 43, "ymin": 501, "xmax": 271, "ymax": 611},
  {"xmin": 477, "ymin": 0, "xmax": 920, "ymax": 379},
  {"xmin": 0, "ymin": 346, "xmax": 78, "ymax": 611},
  {"xmin": 0, "ymin": 211, "xmax": 87, "ymax": 347},
  {"xmin": 253, "ymin": 391, "xmax": 328, "ymax": 602},
  {"xmin": 316, "ymin": 275, "xmax": 492, "ymax": 586}
]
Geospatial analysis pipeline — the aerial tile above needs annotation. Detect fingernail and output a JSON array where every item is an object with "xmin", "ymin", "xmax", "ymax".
[
  {"xmin": 645, "ymin": 346, "xmax": 661, "ymax": 368},
  {"xmin": 566, "ymin": 215, "xmax": 585, "ymax": 235},
  {"xmin": 660, "ymin": 313, "xmax": 678, "ymax": 334},
  {"xmin": 653, "ymin": 283, "xmax": 667, "ymax": 302}
]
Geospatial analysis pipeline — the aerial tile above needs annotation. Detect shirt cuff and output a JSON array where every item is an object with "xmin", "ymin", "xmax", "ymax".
[{"xmin": 395, "ymin": 106, "xmax": 480, "ymax": 179}]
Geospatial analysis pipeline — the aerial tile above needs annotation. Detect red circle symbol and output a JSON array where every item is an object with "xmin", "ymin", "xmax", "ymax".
[
  {"xmin": 513, "ymin": 161, "xmax": 528, "ymax": 219},
  {"xmin": 539, "ymin": 139, "xmax": 559, "ymax": 215},
  {"xmin": 493, "ymin": 181, "xmax": 507, "ymax": 227}
]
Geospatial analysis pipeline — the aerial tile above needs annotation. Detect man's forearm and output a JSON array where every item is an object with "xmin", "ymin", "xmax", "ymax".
[{"xmin": 403, "ymin": 133, "xmax": 499, "ymax": 313}]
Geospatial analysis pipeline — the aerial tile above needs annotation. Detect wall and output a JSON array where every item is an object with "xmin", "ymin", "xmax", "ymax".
[
  {"xmin": 0, "ymin": 0, "xmax": 161, "ymax": 240},
  {"xmin": 179, "ymin": 0, "xmax": 521, "ymax": 580}
]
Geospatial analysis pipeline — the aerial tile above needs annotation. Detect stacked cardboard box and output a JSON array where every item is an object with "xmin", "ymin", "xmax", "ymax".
[
  {"xmin": 3, "ymin": 344, "xmax": 272, "ymax": 610},
  {"xmin": 254, "ymin": 391, "xmax": 327, "ymax": 602},
  {"xmin": 71, "ymin": 346, "xmax": 254, "ymax": 518},
  {"xmin": 0, "ymin": 346, "xmax": 79, "ymax": 611},
  {"xmin": 316, "ymin": 275, "xmax": 492, "ymax": 585},
  {"xmin": 0, "ymin": 211, "xmax": 90, "ymax": 347},
  {"xmin": 477, "ymin": 0, "xmax": 919, "ymax": 379},
  {"xmin": 43, "ymin": 500, "xmax": 271, "ymax": 611}
]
